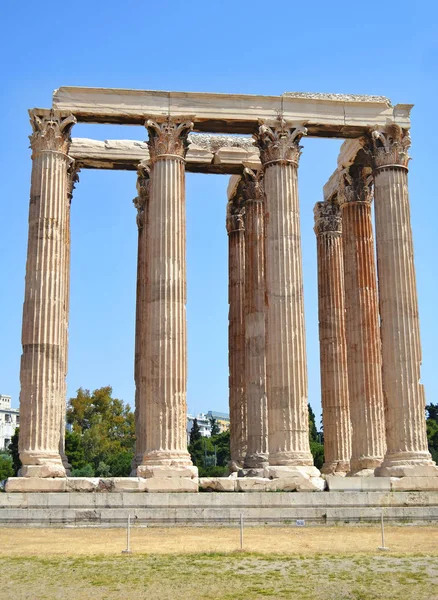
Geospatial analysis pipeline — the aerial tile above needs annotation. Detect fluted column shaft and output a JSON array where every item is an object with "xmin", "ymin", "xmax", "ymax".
[
  {"xmin": 19, "ymin": 111, "xmax": 76, "ymax": 477},
  {"xmin": 242, "ymin": 170, "xmax": 268, "ymax": 469},
  {"xmin": 340, "ymin": 169, "xmax": 385, "ymax": 475},
  {"xmin": 138, "ymin": 118, "xmax": 194, "ymax": 473},
  {"xmin": 255, "ymin": 121, "xmax": 313, "ymax": 466},
  {"xmin": 131, "ymin": 163, "xmax": 150, "ymax": 473},
  {"xmin": 314, "ymin": 201, "xmax": 351, "ymax": 474},
  {"xmin": 371, "ymin": 125, "xmax": 437, "ymax": 477},
  {"xmin": 227, "ymin": 199, "xmax": 247, "ymax": 470}
]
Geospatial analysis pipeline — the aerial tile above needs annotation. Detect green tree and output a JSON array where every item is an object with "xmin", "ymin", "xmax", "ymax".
[
  {"xmin": 0, "ymin": 454, "xmax": 14, "ymax": 480},
  {"xmin": 189, "ymin": 418, "xmax": 202, "ymax": 445},
  {"xmin": 209, "ymin": 416, "xmax": 220, "ymax": 437},
  {"xmin": 426, "ymin": 403, "xmax": 438, "ymax": 463},
  {"xmin": 66, "ymin": 386, "xmax": 135, "ymax": 475},
  {"xmin": 8, "ymin": 428, "xmax": 21, "ymax": 475},
  {"xmin": 308, "ymin": 404, "xmax": 324, "ymax": 468}
]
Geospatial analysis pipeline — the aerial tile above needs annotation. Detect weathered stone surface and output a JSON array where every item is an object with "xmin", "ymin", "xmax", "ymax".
[
  {"xmin": 52, "ymin": 88, "xmax": 412, "ymax": 136},
  {"xmin": 226, "ymin": 193, "xmax": 247, "ymax": 470},
  {"xmin": 240, "ymin": 169, "xmax": 268, "ymax": 469},
  {"xmin": 19, "ymin": 110, "xmax": 76, "ymax": 478},
  {"xmin": 6, "ymin": 478, "xmax": 68, "ymax": 492},
  {"xmin": 326, "ymin": 476, "xmax": 391, "ymax": 492},
  {"xmin": 390, "ymin": 477, "xmax": 438, "ymax": 492},
  {"xmin": 137, "ymin": 118, "xmax": 196, "ymax": 475},
  {"xmin": 236, "ymin": 478, "xmax": 276, "ymax": 492},
  {"xmin": 370, "ymin": 124, "xmax": 438, "ymax": 478},
  {"xmin": 137, "ymin": 465, "xmax": 198, "ymax": 479},
  {"xmin": 254, "ymin": 120, "xmax": 314, "ymax": 468},
  {"xmin": 144, "ymin": 478, "xmax": 198, "ymax": 493},
  {"xmin": 199, "ymin": 478, "xmax": 236, "ymax": 492},
  {"xmin": 314, "ymin": 201, "xmax": 351, "ymax": 474},
  {"xmin": 339, "ymin": 166, "xmax": 386, "ymax": 475},
  {"xmin": 67, "ymin": 478, "xmax": 100, "ymax": 492}
]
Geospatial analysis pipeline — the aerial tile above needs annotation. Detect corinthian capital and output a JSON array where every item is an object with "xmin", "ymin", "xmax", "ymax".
[
  {"xmin": 226, "ymin": 196, "xmax": 245, "ymax": 234},
  {"xmin": 370, "ymin": 122, "xmax": 411, "ymax": 170},
  {"xmin": 146, "ymin": 117, "xmax": 194, "ymax": 161},
  {"xmin": 29, "ymin": 110, "xmax": 76, "ymax": 155},
  {"xmin": 133, "ymin": 161, "xmax": 150, "ymax": 229},
  {"xmin": 338, "ymin": 165, "xmax": 373, "ymax": 207},
  {"xmin": 254, "ymin": 118, "xmax": 307, "ymax": 166},
  {"xmin": 241, "ymin": 168, "xmax": 264, "ymax": 202},
  {"xmin": 314, "ymin": 201, "xmax": 342, "ymax": 236},
  {"xmin": 67, "ymin": 159, "xmax": 80, "ymax": 202}
]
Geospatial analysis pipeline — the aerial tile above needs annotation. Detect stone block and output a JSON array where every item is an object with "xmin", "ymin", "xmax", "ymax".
[
  {"xmin": 390, "ymin": 477, "xmax": 438, "ymax": 492},
  {"xmin": 236, "ymin": 478, "xmax": 276, "ymax": 492},
  {"xmin": 199, "ymin": 478, "xmax": 236, "ymax": 492},
  {"xmin": 264, "ymin": 465, "xmax": 321, "ymax": 480},
  {"xmin": 326, "ymin": 476, "xmax": 391, "ymax": 492},
  {"xmin": 112, "ymin": 478, "xmax": 148, "ymax": 492},
  {"xmin": 67, "ymin": 478, "xmax": 100, "ymax": 492},
  {"xmin": 5, "ymin": 477, "xmax": 67, "ymax": 492},
  {"xmin": 144, "ymin": 478, "xmax": 199, "ymax": 493},
  {"xmin": 137, "ymin": 465, "xmax": 198, "ymax": 479}
]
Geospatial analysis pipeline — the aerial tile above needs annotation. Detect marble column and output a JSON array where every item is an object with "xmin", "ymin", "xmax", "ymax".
[
  {"xmin": 339, "ymin": 166, "xmax": 385, "ymax": 476},
  {"xmin": 255, "ymin": 119, "xmax": 315, "ymax": 473},
  {"xmin": 314, "ymin": 201, "xmax": 351, "ymax": 474},
  {"xmin": 131, "ymin": 161, "xmax": 150, "ymax": 474},
  {"xmin": 226, "ymin": 191, "xmax": 247, "ymax": 470},
  {"xmin": 137, "ymin": 117, "xmax": 197, "ymax": 480},
  {"xmin": 242, "ymin": 168, "xmax": 268, "ymax": 470},
  {"xmin": 19, "ymin": 110, "xmax": 76, "ymax": 477},
  {"xmin": 59, "ymin": 162, "xmax": 80, "ymax": 475},
  {"xmin": 370, "ymin": 124, "xmax": 438, "ymax": 477}
]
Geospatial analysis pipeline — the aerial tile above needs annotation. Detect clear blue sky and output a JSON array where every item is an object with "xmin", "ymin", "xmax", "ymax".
[{"xmin": 0, "ymin": 1, "xmax": 437, "ymax": 426}]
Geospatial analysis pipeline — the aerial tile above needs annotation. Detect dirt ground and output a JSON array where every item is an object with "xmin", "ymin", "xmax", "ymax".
[
  {"xmin": 0, "ymin": 524, "xmax": 437, "ymax": 555},
  {"xmin": 1, "ymin": 526, "xmax": 437, "ymax": 600}
]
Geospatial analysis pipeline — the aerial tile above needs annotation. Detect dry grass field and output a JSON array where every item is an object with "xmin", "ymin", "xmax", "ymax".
[{"xmin": 0, "ymin": 526, "xmax": 437, "ymax": 599}]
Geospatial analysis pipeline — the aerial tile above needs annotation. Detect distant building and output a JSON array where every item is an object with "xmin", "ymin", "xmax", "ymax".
[
  {"xmin": 0, "ymin": 395, "xmax": 19, "ymax": 451},
  {"xmin": 206, "ymin": 410, "xmax": 230, "ymax": 433},
  {"xmin": 187, "ymin": 410, "xmax": 230, "ymax": 443}
]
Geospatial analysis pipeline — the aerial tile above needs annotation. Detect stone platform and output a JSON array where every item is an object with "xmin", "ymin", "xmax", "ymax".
[{"xmin": 1, "ymin": 491, "xmax": 437, "ymax": 527}]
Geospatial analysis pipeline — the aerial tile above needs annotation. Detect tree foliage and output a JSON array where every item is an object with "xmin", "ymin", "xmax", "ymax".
[
  {"xmin": 189, "ymin": 418, "xmax": 202, "ymax": 445},
  {"xmin": 209, "ymin": 416, "xmax": 220, "ymax": 437},
  {"xmin": 308, "ymin": 404, "xmax": 324, "ymax": 469},
  {"xmin": 8, "ymin": 428, "xmax": 21, "ymax": 475},
  {"xmin": 0, "ymin": 454, "xmax": 14, "ymax": 481},
  {"xmin": 66, "ymin": 386, "xmax": 135, "ymax": 476},
  {"xmin": 426, "ymin": 403, "xmax": 438, "ymax": 464},
  {"xmin": 188, "ymin": 429, "xmax": 230, "ymax": 477}
]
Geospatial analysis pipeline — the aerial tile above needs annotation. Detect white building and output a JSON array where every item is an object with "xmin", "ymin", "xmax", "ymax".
[
  {"xmin": 187, "ymin": 413, "xmax": 211, "ymax": 444},
  {"xmin": 0, "ymin": 395, "xmax": 19, "ymax": 451}
]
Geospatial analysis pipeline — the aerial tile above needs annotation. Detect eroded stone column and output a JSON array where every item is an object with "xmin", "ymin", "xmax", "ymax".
[
  {"xmin": 255, "ymin": 119, "xmax": 317, "ymax": 478},
  {"xmin": 19, "ymin": 110, "xmax": 76, "ymax": 477},
  {"xmin": 131, "ymin": 162, "xmax": 150, "ymax": 474},
  {"xmin": 137, "ymin": 117, "xmax": 197, "ymax": 484},
  {"xmin": 226, "ymin": 190, "xmax": 247, "ymax": 470},
  {"xmin": 59, "ymin": 162, "xmax": 80, "ymax": 475},
  {"xmin": 314, "ymin": 201, "xmax": 351, "ymax": 474},
  {"xmin": 370, "ymin": 124, "xmax": 438, "ymax": 477},
  {"xmin": 339, "ymin": 166, "xmax": 385, "ymax": 476},
  {"xmin": 242, "ymin": 168, "xmax": 268, "ymax": 470}
]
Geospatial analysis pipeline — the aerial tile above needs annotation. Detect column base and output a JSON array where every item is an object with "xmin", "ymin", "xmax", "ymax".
[
  {"xmin": 19, "ymin": 452, "xmax": 66, "ymax": 478},
  {"xmin": 375, "ymin": 452, "xmax": 438, "ymax": 477},
  {"xmin": 130, "ymin": 453, "xmax": 143, "ymax": 476},
  {"xmin": 243, "ymin": 452, "xmax": 269, "ymax": 470},
  {"xmin": 137, "ymin": 451, "xmax": 198, "ymax": 492},
  {"xmin": 321, "ymin": 460, "xmax": 350, "ymax": 475},
  {"xmin": 228, "ymin": 460, "xmax": 244, "ymax": 473},
  {"xmin": 269, "ymin": 451, "xmax": 314, "ymax": 467},
  {"xmin": 348, "ymin": 456, "xmax": 383, "ymax": 477}
]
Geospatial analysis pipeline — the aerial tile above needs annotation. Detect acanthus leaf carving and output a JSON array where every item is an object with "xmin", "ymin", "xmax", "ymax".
[
  {"xmin": 133, "ymin": 160, "xmax": 150, "ymax": 229},
  {"xmin": 370, "ymin": 122, "xmax": 411, "ymax": 170},
  {"xmin": 314, "ymin": 201, "xmax": 342, "ymax": 236},
  {"xmin": 241, "ymin": 167, "xmax": 264, "ymax": 202},
  {"xmin": 29, "ymin": 110, "xmax": 76, "ymax": 155},
  {"xmin": 338, "ymin": 165, "xmax": 373, "ymax": 207},
  {"xmin": 67, "ymin": 158, "xmax": 80, "ymax": 203},
  {"xmin": 146, "ymin": 117, "xmax": 194, "ymax": 161},
  {"xmin": 254, "ymin": 118, "xmax": 307, "ymax": 166}
]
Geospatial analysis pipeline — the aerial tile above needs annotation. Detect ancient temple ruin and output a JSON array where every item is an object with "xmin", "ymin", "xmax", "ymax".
[{"xmin": 7, "ymin": 87, "xmax": 438, "ymax": 493}]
